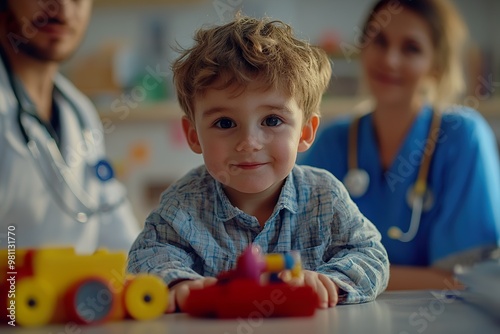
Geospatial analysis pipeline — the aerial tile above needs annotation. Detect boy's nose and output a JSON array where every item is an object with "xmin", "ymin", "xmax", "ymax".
[{"xmin": 235, "ymin": 130, "xmax": 264, "ymax": 152}]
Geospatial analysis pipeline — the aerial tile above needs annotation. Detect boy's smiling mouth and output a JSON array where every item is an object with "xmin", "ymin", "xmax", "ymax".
[{"xmin": 232, "ymin": 162, "xmax": 267, "ymax": 170}]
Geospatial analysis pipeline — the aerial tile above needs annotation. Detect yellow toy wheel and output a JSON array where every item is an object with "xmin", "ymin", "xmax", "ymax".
[
  {"xmin": 124, "ymin": 274, "xmax": 168, "ymax": 320},
  {"xmin": 16, "ymin": 278, "xmax": 55, "ymax": 327}
]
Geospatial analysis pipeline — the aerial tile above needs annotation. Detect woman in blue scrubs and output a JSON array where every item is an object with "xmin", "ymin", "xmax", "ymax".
[{"xmin": 300, "ymin": 0, "xmax": 500, "ymax": 289}]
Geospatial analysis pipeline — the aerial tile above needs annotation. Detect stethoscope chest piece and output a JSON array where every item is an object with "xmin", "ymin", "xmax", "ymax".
[{"xmin": 343, "ymin": 168, "xmax": 370, "ymax": 198}]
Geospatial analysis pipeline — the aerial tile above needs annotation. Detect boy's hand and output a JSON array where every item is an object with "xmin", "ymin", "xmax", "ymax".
[
  {"xmin": 167, "ymin": 277, "xmax": 217, "ymax": 313},
  {"xmin": 287, "ymin": 270, "xmax": 339, "ymax": 308}
]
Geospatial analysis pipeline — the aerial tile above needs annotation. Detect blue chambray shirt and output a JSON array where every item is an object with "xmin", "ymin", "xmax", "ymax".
[{"xmin": 127, "ymin": 165, "xmax": 389, "ymax": 304}]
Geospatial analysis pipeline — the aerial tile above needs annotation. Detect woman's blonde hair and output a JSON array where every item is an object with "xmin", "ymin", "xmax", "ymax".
[
  {"xmin": 172, "ymin": 14, "xmax": 332, "ymax": 121},
  {"xmin": 361, "ymin": 0, "xmax": 468, "ymax": 106}
]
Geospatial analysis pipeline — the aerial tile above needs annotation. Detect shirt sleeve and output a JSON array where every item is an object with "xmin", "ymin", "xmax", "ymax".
[
  {"xmin": 428, "ymin": 110, "xmax": 500, "ymax": 264},
  {"xmin": 127, "ymin": 200, "xmax": 204, "ymax": 285},
  {"xmin": 310, "ymin": 175, "xmax": 390, "ymax": 304}
]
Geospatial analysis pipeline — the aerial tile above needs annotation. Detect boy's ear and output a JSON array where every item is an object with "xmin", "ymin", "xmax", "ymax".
[
  {"xmin": 298, "ymin": 115, "xmax": 320, "ymax": 152},
  {"xmin": 181, "ymin": 116, "xmax": 202, "ymax": 154}
]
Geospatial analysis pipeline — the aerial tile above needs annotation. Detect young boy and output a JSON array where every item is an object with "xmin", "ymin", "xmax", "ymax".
[{"xmin": 127, "ymin": 15, "xmax": 389, "ymax": 312}]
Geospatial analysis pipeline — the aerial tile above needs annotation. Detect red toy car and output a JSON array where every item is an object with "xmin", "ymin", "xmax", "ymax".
[{"xmin": 184, "ymin": 245, "xmax": 318, "ymax": 318}]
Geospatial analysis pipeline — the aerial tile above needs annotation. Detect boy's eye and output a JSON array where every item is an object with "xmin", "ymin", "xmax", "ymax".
[
  {"xmin": 214, "ymin": 118, "xmax": 235, "ymax": 129},
  {"xmin": 263, "ymin": 116, "xmax": 283, "ymax": 127}
]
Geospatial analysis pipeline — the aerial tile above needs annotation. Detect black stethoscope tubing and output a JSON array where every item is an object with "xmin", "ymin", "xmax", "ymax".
[{"xmin": 1, "ymin": 47, "xmax": 124, "ymax": 223}]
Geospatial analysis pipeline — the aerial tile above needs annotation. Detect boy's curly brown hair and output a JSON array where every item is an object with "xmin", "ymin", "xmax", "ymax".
[{"xmin": 172, "ymin": 14, "xmax": 332, "ymax": 122}]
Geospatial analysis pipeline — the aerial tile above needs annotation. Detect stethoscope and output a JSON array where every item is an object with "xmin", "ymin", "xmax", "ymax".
[
  {"xmin": 343, "ymin": 111, "xmax": 441, "ymax": 242},
  {"xmin": 1, "ymin": 49, "xmax": 127, "ymax": 223}
]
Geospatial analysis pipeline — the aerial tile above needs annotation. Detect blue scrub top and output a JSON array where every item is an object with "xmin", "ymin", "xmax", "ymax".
[{"xmin": 299, "ymin": 105, "xmax": 500, "ymax": 266}]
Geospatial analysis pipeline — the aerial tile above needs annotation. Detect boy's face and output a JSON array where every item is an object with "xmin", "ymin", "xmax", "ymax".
[{"xmin": 182, "ymin": 79, "xmax": 319, "ymax": 198}]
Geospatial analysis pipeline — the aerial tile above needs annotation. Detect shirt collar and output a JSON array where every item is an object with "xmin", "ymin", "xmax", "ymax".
[
  {"xmin": 214, "ymin": 179, "xmax": 241, "ymax": 221},
  {"xmin": 273, "ymin": 169, "xmax": 299, "ymax": 215},
  {"xmin": 212, "ymin": 168, "xmax": 299, "ymax": 222}
]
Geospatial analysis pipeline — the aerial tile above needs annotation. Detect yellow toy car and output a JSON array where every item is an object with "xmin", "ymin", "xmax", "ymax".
[{"xmin": 0, "ymin": 247, "xmax": 168, "ymax": 327}]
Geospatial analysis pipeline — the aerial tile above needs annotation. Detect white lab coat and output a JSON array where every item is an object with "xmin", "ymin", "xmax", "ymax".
[{"xmin": 0, "ymin": 56, "xmax": 140, "ymax": 253}]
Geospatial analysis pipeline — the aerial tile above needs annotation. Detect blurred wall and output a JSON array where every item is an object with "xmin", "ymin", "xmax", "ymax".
[{"xmin": 76, "ymin": 0, "xmax": 500, "ymax": 71}]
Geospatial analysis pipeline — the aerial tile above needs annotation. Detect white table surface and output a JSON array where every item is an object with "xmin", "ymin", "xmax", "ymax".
[{"xmin": 4, "ymin": 290, "xmax": 500, "ymax": 334}]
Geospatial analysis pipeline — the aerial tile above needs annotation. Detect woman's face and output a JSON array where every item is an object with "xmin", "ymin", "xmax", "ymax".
[{"xmin": 361, "ymin": 7, "xmax": 435, "ymax": 107}]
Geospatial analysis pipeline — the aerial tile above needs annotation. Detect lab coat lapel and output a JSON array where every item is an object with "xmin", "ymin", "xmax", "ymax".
[{"xmin": 55, "ymin": 89, "xmax": 100, "ymax": 214}]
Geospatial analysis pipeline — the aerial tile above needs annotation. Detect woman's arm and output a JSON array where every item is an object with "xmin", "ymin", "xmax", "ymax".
[{"xmin": 387, "ymin": 265, "xmax": 462, "ymax": 290}]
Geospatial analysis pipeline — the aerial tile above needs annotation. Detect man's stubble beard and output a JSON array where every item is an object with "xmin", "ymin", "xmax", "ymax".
[{"xmin": 3, "ymin": 12, "xmax": 79, "ymax": 63}]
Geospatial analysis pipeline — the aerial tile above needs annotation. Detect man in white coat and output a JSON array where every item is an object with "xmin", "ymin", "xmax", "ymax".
[{"xmin": 0, "ymin": 0, "xmax": 140, "ymax": 252}]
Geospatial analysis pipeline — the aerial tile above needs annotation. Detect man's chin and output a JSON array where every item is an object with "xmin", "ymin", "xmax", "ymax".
[{"xmin": 18, "ymin": 42, "xmax": 77, "ymax": 63}]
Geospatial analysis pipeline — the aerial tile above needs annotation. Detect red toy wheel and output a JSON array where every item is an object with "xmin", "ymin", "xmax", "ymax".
[{"xmin": 64, "ymin": 277, "xmax": 115, "ymax": 324}]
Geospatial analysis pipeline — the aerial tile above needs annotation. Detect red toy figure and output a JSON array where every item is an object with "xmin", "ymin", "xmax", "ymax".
[{"xmin": 184, "ymin": 244, "xmax": 318, "ymax": 318}]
